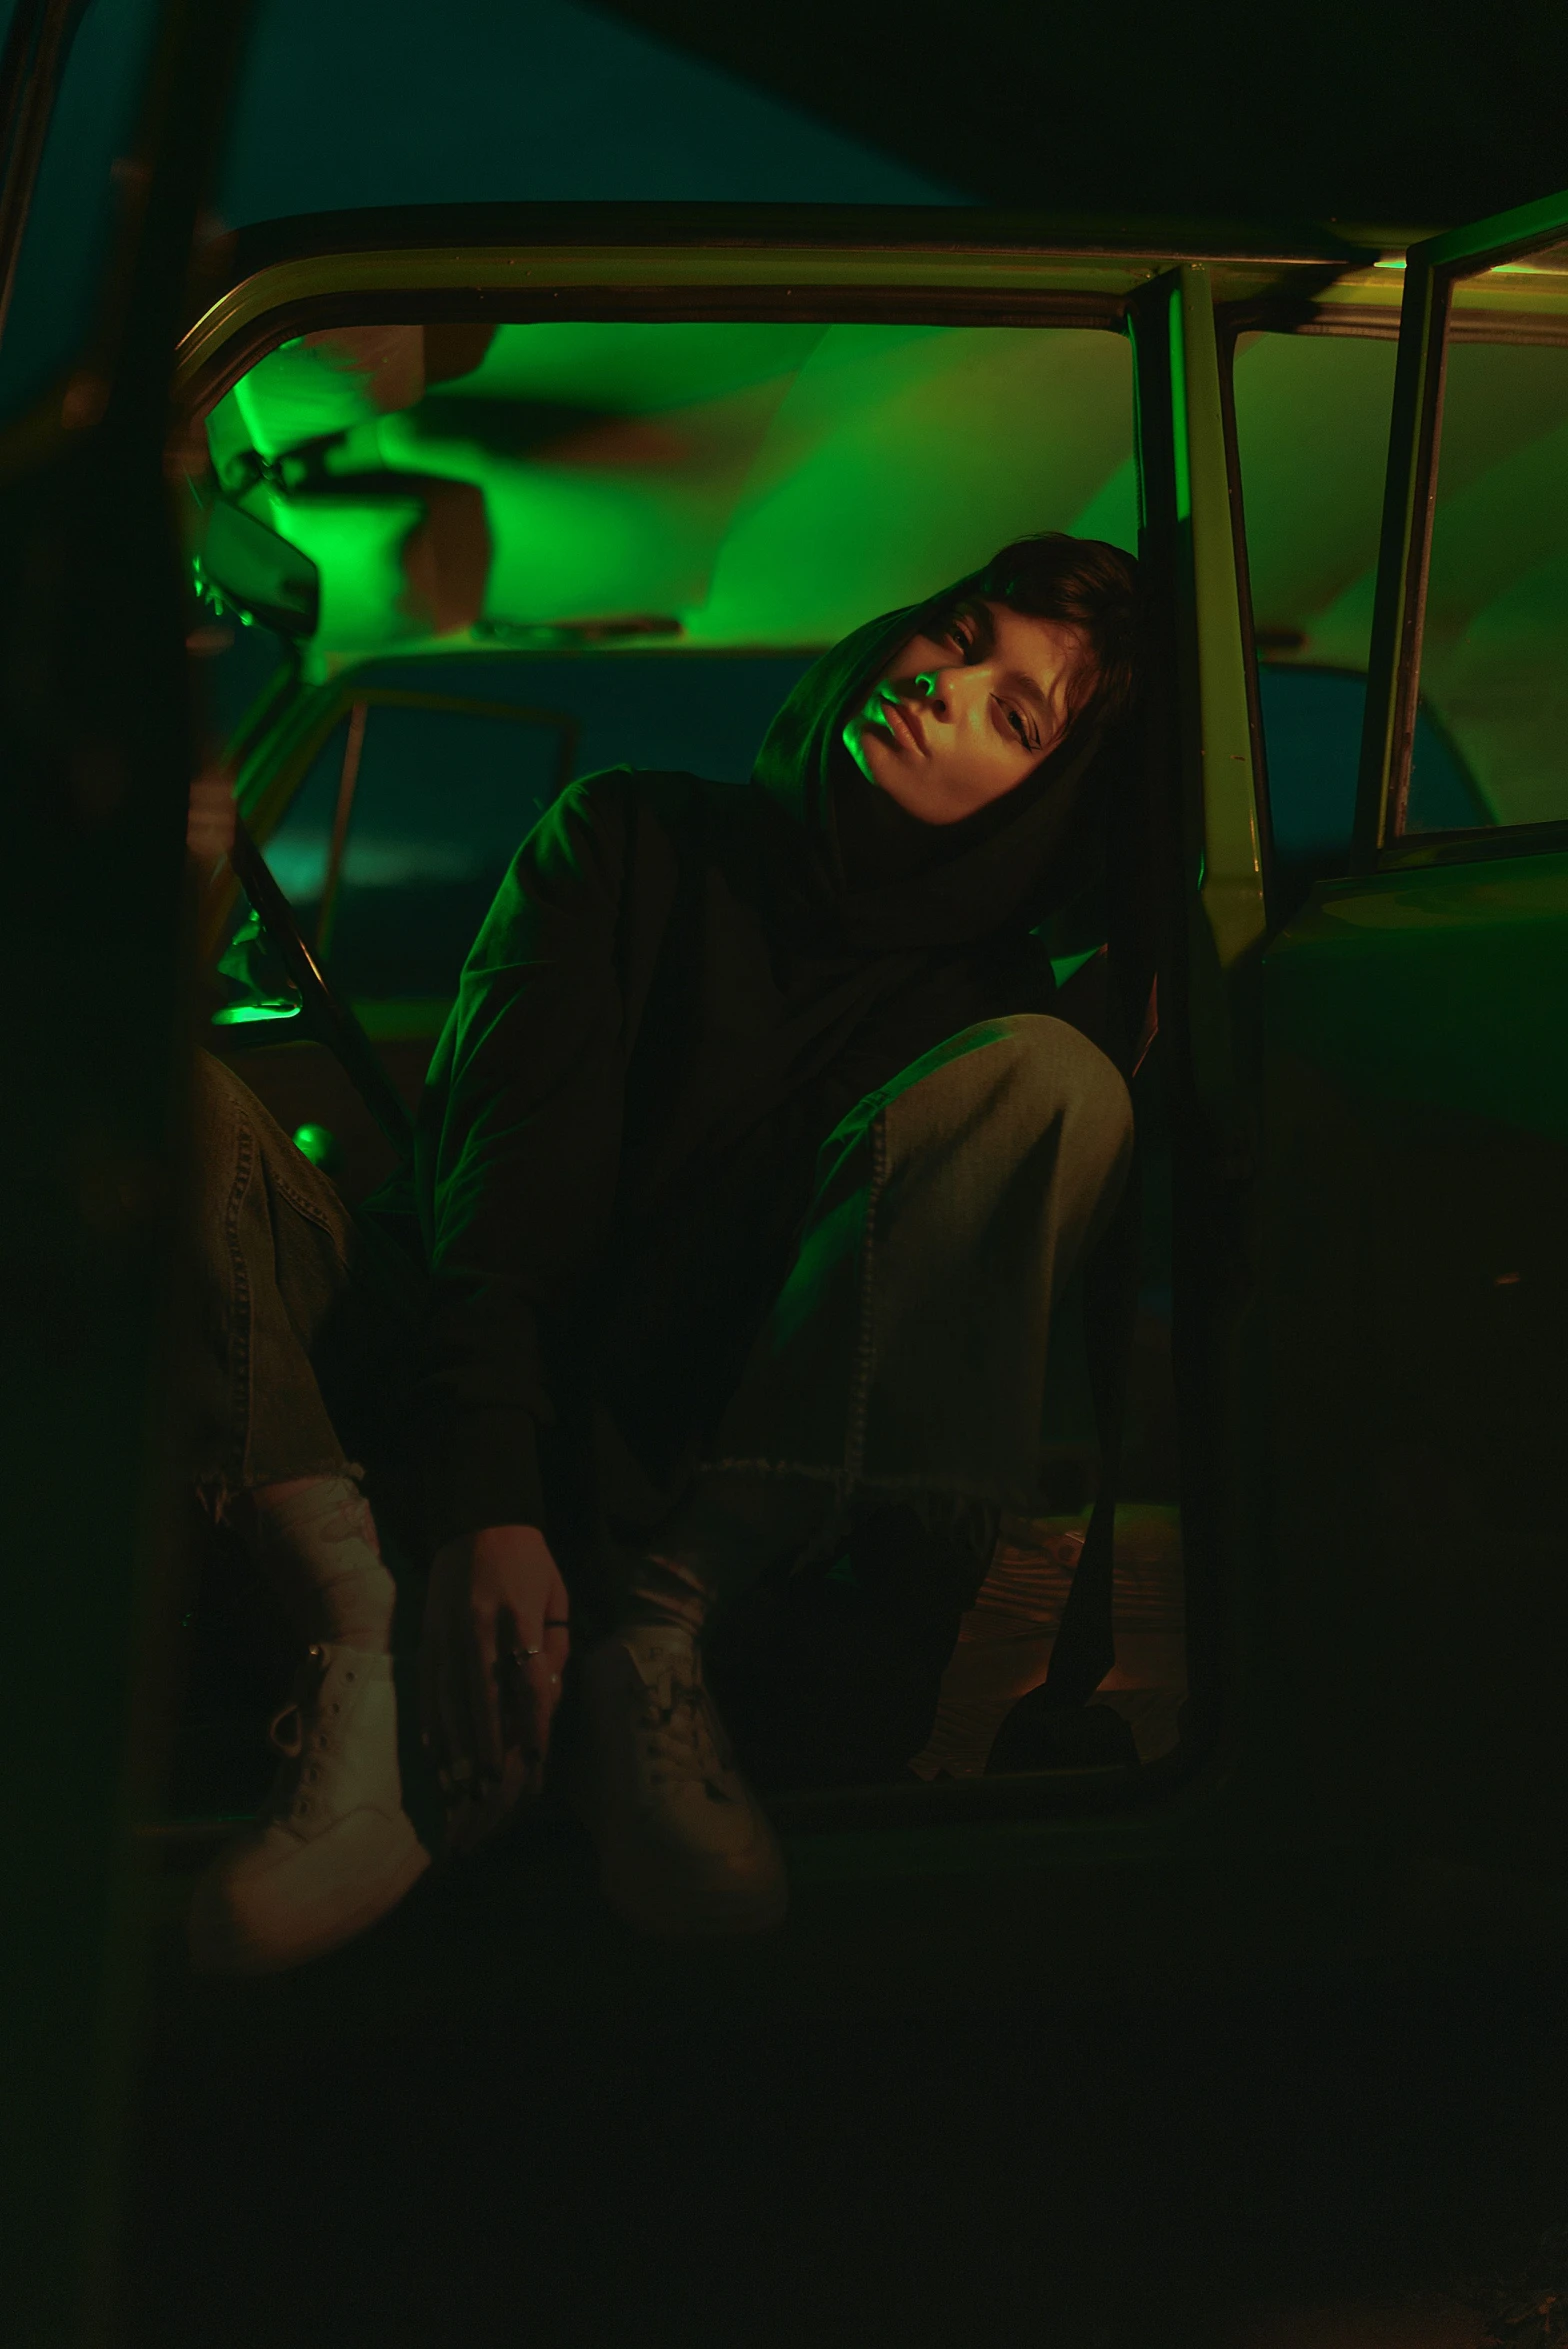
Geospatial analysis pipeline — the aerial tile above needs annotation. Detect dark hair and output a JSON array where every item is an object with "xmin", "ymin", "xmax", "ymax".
[{"xmin": 959, "ymin": 530, "xmax": 1140, "ymax": 736}]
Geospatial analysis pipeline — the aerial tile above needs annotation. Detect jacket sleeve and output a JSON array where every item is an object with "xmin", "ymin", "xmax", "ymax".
[{"xmin": 413, "ymin": 772, "xmax": 631, "ymax": 1547}]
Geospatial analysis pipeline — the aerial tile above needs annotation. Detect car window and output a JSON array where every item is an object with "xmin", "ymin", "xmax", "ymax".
[
  {"xmin": 213, "ymin": 654, "xmax": 818, "ymax": 1026},
  {"xmin": 1399, "ymin": 265, "xmax": 1568, "ymax": 834},
  {"xmin": 219, "ymin": 696, "xmax": 567, "ymax": 1020},
  {"xmin": 215, "ymin": 0, "xmax": 964, "ymax": 223},
  {"xmin": 1230, "ymin": 331, "xmax": 1494, "ymax": 897},
  {"xmin": 1256, "ymin": 664, "xmax": 1486, "ymax": 906},
  {"xmin": 1231, "ymin": 330, "xmax": 1398, "ymax": 680},
  {"xmin": 0, "ymin": 0, "xmax": 164, "ymax": 421}
]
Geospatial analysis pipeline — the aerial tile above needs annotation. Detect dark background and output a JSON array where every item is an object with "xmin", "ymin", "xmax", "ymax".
[{"xmin": 599, "ymin": 0, "xmax": 1568, "ymax": 233}]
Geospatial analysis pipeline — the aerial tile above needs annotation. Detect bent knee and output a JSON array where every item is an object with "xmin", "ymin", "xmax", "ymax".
[
  {"xmin": 985, "ymin": 1014, "xmax": 1133, "ymax": 1143},
  {"xmin": 880, "ymin": 1013, "xmax": 1132, "ymax": 1170}
]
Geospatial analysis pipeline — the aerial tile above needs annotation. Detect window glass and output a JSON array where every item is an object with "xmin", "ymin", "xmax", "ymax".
[
  {"xmin": 236, "ymin": 698, "xmax": 571, "ymax": 1008},
  {"xmin": 215, "ymin": 0, "xmax": 963, "ymax": 225},
  {"xmin": 1258, "ymin": 665, "xmax": 1485, "ymax": 901},
  {"xmin": 0, "ymin": 0, "xmax": 163, "ymax": 421},
  {"xmin": 1405, "ymin": 315, "xmax": 1568, "ymax": 832},
  {"xmin": 1231, "ymin": 331, "xmax": 1398, "ymax": 677},
  {"xmin": 218, "ymin": 655, "xmax": 815, "ymax": 1016},
  {"xmin": 1231, "ymin": 331, "xmax": 1490, "ymax": 895},
  {"xmin": 349, "ymin": 652, "xmax": 818, "ymax": 815}
]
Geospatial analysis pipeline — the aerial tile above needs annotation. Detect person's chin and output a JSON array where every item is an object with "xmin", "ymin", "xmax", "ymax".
[{"xmin": 859, "ymin": 726, "xmax": 913, "ymax": 789}]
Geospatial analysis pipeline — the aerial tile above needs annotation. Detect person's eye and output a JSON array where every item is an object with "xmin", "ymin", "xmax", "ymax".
[
  {"xmin": 945, "ymin": 620, "xmax": 975, "ymax": 658},
  {"xmin": 1002, "ymin": 702, "xmax": 1037, "ymax": 749}
]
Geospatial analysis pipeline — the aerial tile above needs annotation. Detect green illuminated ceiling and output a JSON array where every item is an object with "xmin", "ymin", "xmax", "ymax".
[
  {"xmin": 201, "ymin": 320, "xmax": 1136, "ymax": 667},
  {"xmin": 202, "ymin": 313, "xmax": 1567, "ymax": 827}
]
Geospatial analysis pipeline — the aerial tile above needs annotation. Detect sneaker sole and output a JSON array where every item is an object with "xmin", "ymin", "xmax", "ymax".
[{"xmin": 187, "ymin": 1831, "xmax": 430, "ymax": 1977}]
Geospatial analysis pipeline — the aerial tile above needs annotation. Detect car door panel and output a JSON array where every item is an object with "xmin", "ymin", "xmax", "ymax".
[
  {"xmin": 1257, "ymin": 187, "xmax": 1568, "ymax": 1860},
  {"xmin": 0, "ymin": 4, "xmax": 253, "ymax": 2338}
]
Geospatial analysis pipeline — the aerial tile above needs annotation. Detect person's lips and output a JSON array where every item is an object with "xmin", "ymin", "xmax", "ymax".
[{"xmin": 878, "ymin": 696, "xmax": 927, "ymax": 755}]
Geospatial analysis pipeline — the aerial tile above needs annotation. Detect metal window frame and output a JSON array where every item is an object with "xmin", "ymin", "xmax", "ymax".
[
  {"xmin": 1353, "ymin": 187, "xmax": 1568, "ymax": 872},
  {"xmin": 1127, "ymin": 267, "xmax": 1266, "ymax": 1096},
  {"xmin": 172, "ymin": 203, "xmax": 1377, "ymax": 403}
]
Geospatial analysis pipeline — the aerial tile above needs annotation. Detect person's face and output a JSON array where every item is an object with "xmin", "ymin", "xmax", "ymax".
[{"xmin": 841, "ymin": 598, "xmax": 1094, "ymax": 825}]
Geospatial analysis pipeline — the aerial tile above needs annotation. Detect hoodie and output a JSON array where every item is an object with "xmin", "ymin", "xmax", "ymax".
[{"xmin": 410, "ymin": 579, "xmax": 1116, "ymax": 1582}]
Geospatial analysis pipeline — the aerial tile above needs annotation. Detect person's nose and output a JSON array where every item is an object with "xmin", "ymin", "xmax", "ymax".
[{"xmin": 910, "ymin": 665, "xmax": 963, "ymax": 718}]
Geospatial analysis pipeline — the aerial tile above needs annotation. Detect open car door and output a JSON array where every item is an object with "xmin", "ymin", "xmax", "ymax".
[
  {"xmin": 1256, "ymin": 188, "xmax": 1568, "ymax": 1873},
  {"xmin": 0, "ymin": 6, "xmax": 249, "ymax": 2341}
]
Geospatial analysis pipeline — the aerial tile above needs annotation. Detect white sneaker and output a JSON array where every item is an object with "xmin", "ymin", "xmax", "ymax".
[
  {"xmin": 575, "ymin": 1625, "xmax": 788, "ymax": 1937},
  {"xmin": 187, "ymin": 1642, "xmax": 429, "ymax": 1975}
]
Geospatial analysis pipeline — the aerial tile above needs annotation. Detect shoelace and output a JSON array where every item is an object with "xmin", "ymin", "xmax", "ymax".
[
  {"xmin": 267, "ymin": 1702, "xmax": 305, "ymax": 1760},
  {"xmin": 636, "ymin": 1668, "xmax": 729, "ymax": 1791},
  {"xmin": 263, "ymin": 1649, "xmax": 345, "ymax": 1823},
  {"xmin": 267, "ymin": 1645, "xmax": 332, "ymax": 1757}
]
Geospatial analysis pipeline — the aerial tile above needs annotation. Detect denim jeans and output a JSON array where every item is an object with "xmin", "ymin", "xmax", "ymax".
[
  {"xmin": 186, "ymin": 1049, "xmax": 422, "ymax": 1516},
  {"xmin": 187, "ymin": 1014, "xmax": 1132, "ymax": 1582},
  {"xmin": 706, "ymin": 1012, "xmax": 1131, "ymax": 1513}
]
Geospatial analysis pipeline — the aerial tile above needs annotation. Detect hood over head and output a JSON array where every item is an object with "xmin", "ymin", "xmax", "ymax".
[{"xmin": 750, "ymin": 570, "xmax": 1120, "ymax": 957}]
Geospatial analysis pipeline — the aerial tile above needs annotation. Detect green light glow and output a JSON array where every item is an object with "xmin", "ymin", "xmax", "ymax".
[
  {"xmin": 215, "ymin": 902, "xmax": 304, "ymax": 1027},
  {"xmin": 291, "ymin": 1122, "xmax": 340, "ymax": 1168},
  {"xmin": 211, "ymin": 1001, "xmax": 302, "ymax": 1026},
  {"xmin": 1168, "ymin": 294, "xmax": 1191, "ymax": 525},
  {"xmin": 1049, "ymin": 947, "xmax": 1102, "ymax": 988},
  {"xmin": 208, "ymin": 323, "xmax": 1137, "ymax": 670}
]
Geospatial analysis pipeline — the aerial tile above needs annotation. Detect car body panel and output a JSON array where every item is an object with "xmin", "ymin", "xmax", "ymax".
[{"xmin": 1251, "ymin": 187, "xmax": 1568, "ymax": 1878}]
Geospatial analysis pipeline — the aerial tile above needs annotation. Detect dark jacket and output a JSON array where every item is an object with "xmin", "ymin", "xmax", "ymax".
[{"xmin": 412, "ymin": 591, "xmax": 1115, "ymax": 1571}]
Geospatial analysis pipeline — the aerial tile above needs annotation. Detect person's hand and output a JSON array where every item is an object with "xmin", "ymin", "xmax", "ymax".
[{"xmin": 420, "ymin": 1524, "xmax": 571, "ymax": 1855}]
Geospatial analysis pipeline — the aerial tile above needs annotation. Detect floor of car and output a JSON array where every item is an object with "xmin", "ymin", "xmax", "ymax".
[{"xmin": 912, "ymin": 1502, "xmax": 1185, "ymax": 1779}]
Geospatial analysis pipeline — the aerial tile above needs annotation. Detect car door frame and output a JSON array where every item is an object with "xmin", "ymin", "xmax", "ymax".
[
  {"xmin": 1235, "ymin": 184, "xmax": 1568, "ymax": 1887},
  {"xmin": 0, "ymin": 5, "xmax": 255, "ymax": 2343}
]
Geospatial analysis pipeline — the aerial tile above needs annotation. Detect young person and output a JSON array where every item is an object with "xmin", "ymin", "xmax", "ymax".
[{"xmin": 187, "ymin": 529, "xmax": 1140, "ymax": 1970}]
